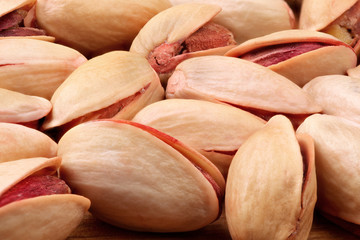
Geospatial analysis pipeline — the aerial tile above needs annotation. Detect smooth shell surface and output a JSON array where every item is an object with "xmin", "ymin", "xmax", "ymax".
[
  {"xmin": 35, "ymin": 0, "xmax": 172, "ymax": 56},
  {"xmin": 58, "ymin": 119, "xmax": 224, "ymax": 232},
  {"xmin": 166, "ymin": 55, "xmax": 321, "ymax": 115},
  {"xmin": 0, "ymin": 38, "xmax": 87, "ymax": 100},
  {"xmin": 225, "ymin": 29, "xmax": 357, "ymax": 87},
  {"xmin": 226, "ymin": 115, "xmax": 316, "ymax": 240},
  {"xmin": 303, "ymin": 75, "xmax": 360, "ymax": 124},
  {"xmin": 297, "ymin": 114, "xmax": 360, "ymax": 225},
  {"xmin": 299, "ymin": 0, "xmax": 357, "ymax": 30},
  {"xmin": 0, "ymin": 157, "xmax": 91, "ymax": 240},
  {"xmin": 169, "ymin": 0, "xmax": 295, "ymax": 43},
  {"xmin": 0, "ymin": 88, "xmax": 51, "ymax": 123},
  {"xmin": 132, "ymin": 99, "xmax": 265, "ymax": 176},
  {"xmin": 0, "ymin": 123, "xmax": 57, "ymax": 163},
  {"xmin": 43, "ymin": 51, "xmax": 164, "ymax": 130}
]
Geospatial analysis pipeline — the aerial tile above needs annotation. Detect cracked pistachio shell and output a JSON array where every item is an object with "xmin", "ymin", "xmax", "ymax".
[
  {"xmin": 0, "ymin": 88, "xmax": 51, "ymax": 124},
  {"xmin": 35, "ymin": 0, "xmax": 171, "ymax": 57},
  {"xmin": 225, "ymin": 29, "xmax": 357, "ymax": 87},
  {"xmin": 169, "ymin": 0, "xmax": 295, "ymax": 44},
  {"xmin": 297, "ymin": 114, "xmax": 360, "ymax": 225},
  {"xmin": 226, "ymin": 115, "xmax": 316, "ymax": 240},
  {"xmin": 299, "ymin": 0, "xmax": 357, "ymax": 30},
  {"xmin": 0, "ymin": 38, "xmax": 87, "ymax": 100},
  {"xmin": 58, "ymin": 119, "xmax": 225, "ymax": 232},
  {"xmin": 166, "ymin": 55, "xmax": 321, "ymax": 116},
  {"xmin": 0, "ymin": 157, "xmax": 90, "ymax": 240},
  {"xmin": 0, "ymin": 123, "xmax": 57, "ymax": 163},
  {"xmin": 303, "ymin": 75, "xmax": 360, "ymax": 124},
  {"xmin": 0, "ymin": 0, "xmax": 55, "ymax": 42},
  {"xmin": 132, "ymin": 99, "xmax": 265, "ymax": 177},
  {"xmin": 42, "ymin": 51, "xmax": 164, "ymax": 130}
]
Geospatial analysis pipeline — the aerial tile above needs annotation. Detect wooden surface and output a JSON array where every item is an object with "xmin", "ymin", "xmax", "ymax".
[{"xmin": 68, "ymin": 210, "xmax": 360, "ymax": 239}]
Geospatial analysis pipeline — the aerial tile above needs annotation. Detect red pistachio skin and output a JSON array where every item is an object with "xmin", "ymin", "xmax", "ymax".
[
  {"xmin": 148, "ymin": 22, "xmax": 236, "ymax": 74},
  {"xmin": 0, "ymin": 175, "xmax": 70, "ymax": 208}
]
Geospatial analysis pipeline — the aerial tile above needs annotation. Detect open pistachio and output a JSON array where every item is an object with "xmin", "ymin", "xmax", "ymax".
[
  {"xmin": 299, "ymin": 0, "xmax": 360, "ymax": 54},
  {"xmin": 0, "ymin": 88, "xmax": 51, "ymax": 129},
  {"xmin": 130, "ymin": 3, "xmax": 237, "ymax": 84},
  {"xmin": 297, "ymin": 114, "xmax": 360, "ymax": 233},
  {"xmin": 0, "ymin": 38, "xmax": 87, "ymax": 100},
  {"xmin": 0, "ymin": 123, "xmax": 57, "ymax": 163},
  {"xmin": 0, "ymin": 157, "xmax": 90, "ymax": 240},
  {"xmin": 35, "ymin": 0, "xmax": 171, "ymax": 57},
  {"xmin": 42, "ymin": 51, "xmax": 164, "ymax": 139},
  {"xmin": 58, "ymin": 119, "xmax": 225, "ymax": 232},
  {"xmin": 169, "ymin": 0, "xmax": 295, "ymax": 44},
  {"xmin": 303, "ymin": 75, "xmax": 360, "ymax": 125},
  {"xmin": 226, "ymin": 115, "xmax": 316, "ymax": 240},
  {"xmin": 0, "ymin": 0, "xmax": 54, "ymax": 41},
  {"xmin": 166, "ymin": 55, "xmax": 321, "ymax": 128},
  {"xmin": 132, "ymin": 99, "xmax": 265, "ymax": 177},
  {"xmin": 225, "ymin": 29, "xmax": 357, "ymax": 87}
]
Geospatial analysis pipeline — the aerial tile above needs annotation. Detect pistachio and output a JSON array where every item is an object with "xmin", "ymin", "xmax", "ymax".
[
  {"xmin": 297, "ymin": 114, "xmax": 360, "ymax": 231},
  {"xmin": 225, "ymin": 29, "xmax": 357, "ymax": 86},
  {"xmin": 347, "ymin": 64, "xmax": 360, "ymax": 78},
  {"xmin": 35, "ymin": 0, "xmax": 172, "ymax": 57},
  {"xmin": 0, "ymin": 38, "xmax": 87, "ymax": 100},
  {"xmin": 0, "ymin": 123, "xmax": 57, "ymax": 163},
  {"xmin": 132, "ymin": 99, "xmax": 265, "ymax": 177},
  {"xmin": 169, "ymin": 0, "xmax": 295, "ymax": 44},
  {"xmin": 303, "ymin": 75, "xmax": 360, "ymax": 124},
  {"xmin": 0, "ymin": 0, "xmax": 54, "ymax": 41},
  {"xmin": 130, "ymin": 3, "xmax": 237, "ymax": 84},
  {"xmin": 226, "ymin": 115, "xmax": 316, "ymax": 240},
  {"xmin": 0, "ymin": 157, "xmax": 90, "ymax": 240},
  {"xmin": 299, "ymin": 0, "xmax": 360, "ymax": 53},
  {"xmin": 58, "ymin": 119, "xmax": 225, "ymax": 232},
  {"xmin": 42, "ymin": 51, "xmax": 164, "ymax": 139},
  {"xmin": 0, "ymin": 88, "xmax": 51, "ymax": 129},
  {"xmin": 166, "ymin": 55, "xmax": 321, "ymax": 128}
]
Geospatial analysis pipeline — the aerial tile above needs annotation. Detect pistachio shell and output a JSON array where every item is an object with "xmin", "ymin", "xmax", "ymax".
[
  {"xmin": 35, "ymin": 0, "xmax": 172, "ymax": 56},
  {"xmin": 226, "ymin": 115, "xmax": 316, "ymax": 240},
  {"xmin": 0, "ymin": 88, "xmax": 51, "ymax": 123},
  {"xmin": 297, "ymin": 114, "xmax": 360, "ymax": 225},
  {"xmin": 130, "ymin": 3, "xmax": 222, "ymax": 57},
  {"xmin": 303, "ymin": 75, "xmax": 360, "ymax": 124},
  {"xmin": 169, "ymin": 0, "xmax": 295, "ymax": 44},
  {"xmin": 0, "ymin": 157, "xmax": 90, "ymax": 240},
  {"xmin": 166, "ymin": 55, "xmax": 321, "ymax": 116},
  {"xmin": 58, "ymin": 119, "xmax": 224, "ymax": 232},
  {"xmin": 225, "ymin": 29, "xmax": 357, "ymax": 86},
  {"xmin": 0, "ymin": 0, "xmax": 35, "ymax": 17},
  {"xmin": 0, "ymin": 38, "xmax": 87, "ymax": 100},
  {"xmin": 42, "ymin": 51, "xmax": 164, "ymax": 130},
  {"xmin": 0, "ymin": 123, "xmax": 57, "ymax": 163},
  {"xmin": 299, "ymin": 0, "xmax": 357, "ymax": 30},
  {"xmin": 132, "ymin": 99, "xmax": 265, "ymax": 177},
  {"xmin": 347, "ymin": 64, "xmax": 360, "ymax": 78}
]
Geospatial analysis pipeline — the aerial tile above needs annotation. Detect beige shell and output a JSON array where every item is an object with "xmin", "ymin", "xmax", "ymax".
[
  {"xmin": 226, "ymin": 115, "xmax": 316, "ymax": 240},
  {"xmin": 42, "ymin": 51, "xmax": 164, "ymax": 131},
  {"xmin": 166, "ymin": 56, "xmax": 321, "ymax": 118},
  {"xmin": 0, "ymin": 38, "xmax": 87, "ymax": 100},
  {"xmin": 35, "ymin": 0, "xmax": 172, "ymax": 57},
  {"xmin": 0, "ymin": 88, "xmax": 51, "ymax": 124},
  {"xmin": 297, "ymin": 114, "xmax": 360, "ymax": 225},
  {"xmin": 299, "ymin": 0, "xmax": 357, "ymax": 30},
  {"xmin": 225, "ymin": 29, "xmax": 357, "ymax": 87},
  {"xmin": 0, "ymin": 157, "xmax": 90, "ymax": 240},
  {"xmin": 347, "ymin": 64, "xmax": 360, "ymax": 78},
  {"xmin": 169, "ymin": 0, "xmax": 295, "ymax": 44},
  {"xmin": 0, "ymin": 123, "xmax": 57, "ymax": 163},
  {"xmin": 303, "ymin": 75, "xmax": 360, "ymax": 124},
  {"xmin": 58, "ymin": 119, "xmax": 225, "ymax": 232},
  {"xmin": 132, "ymin": 99, "xmax": 265, "ymax": 177}
]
